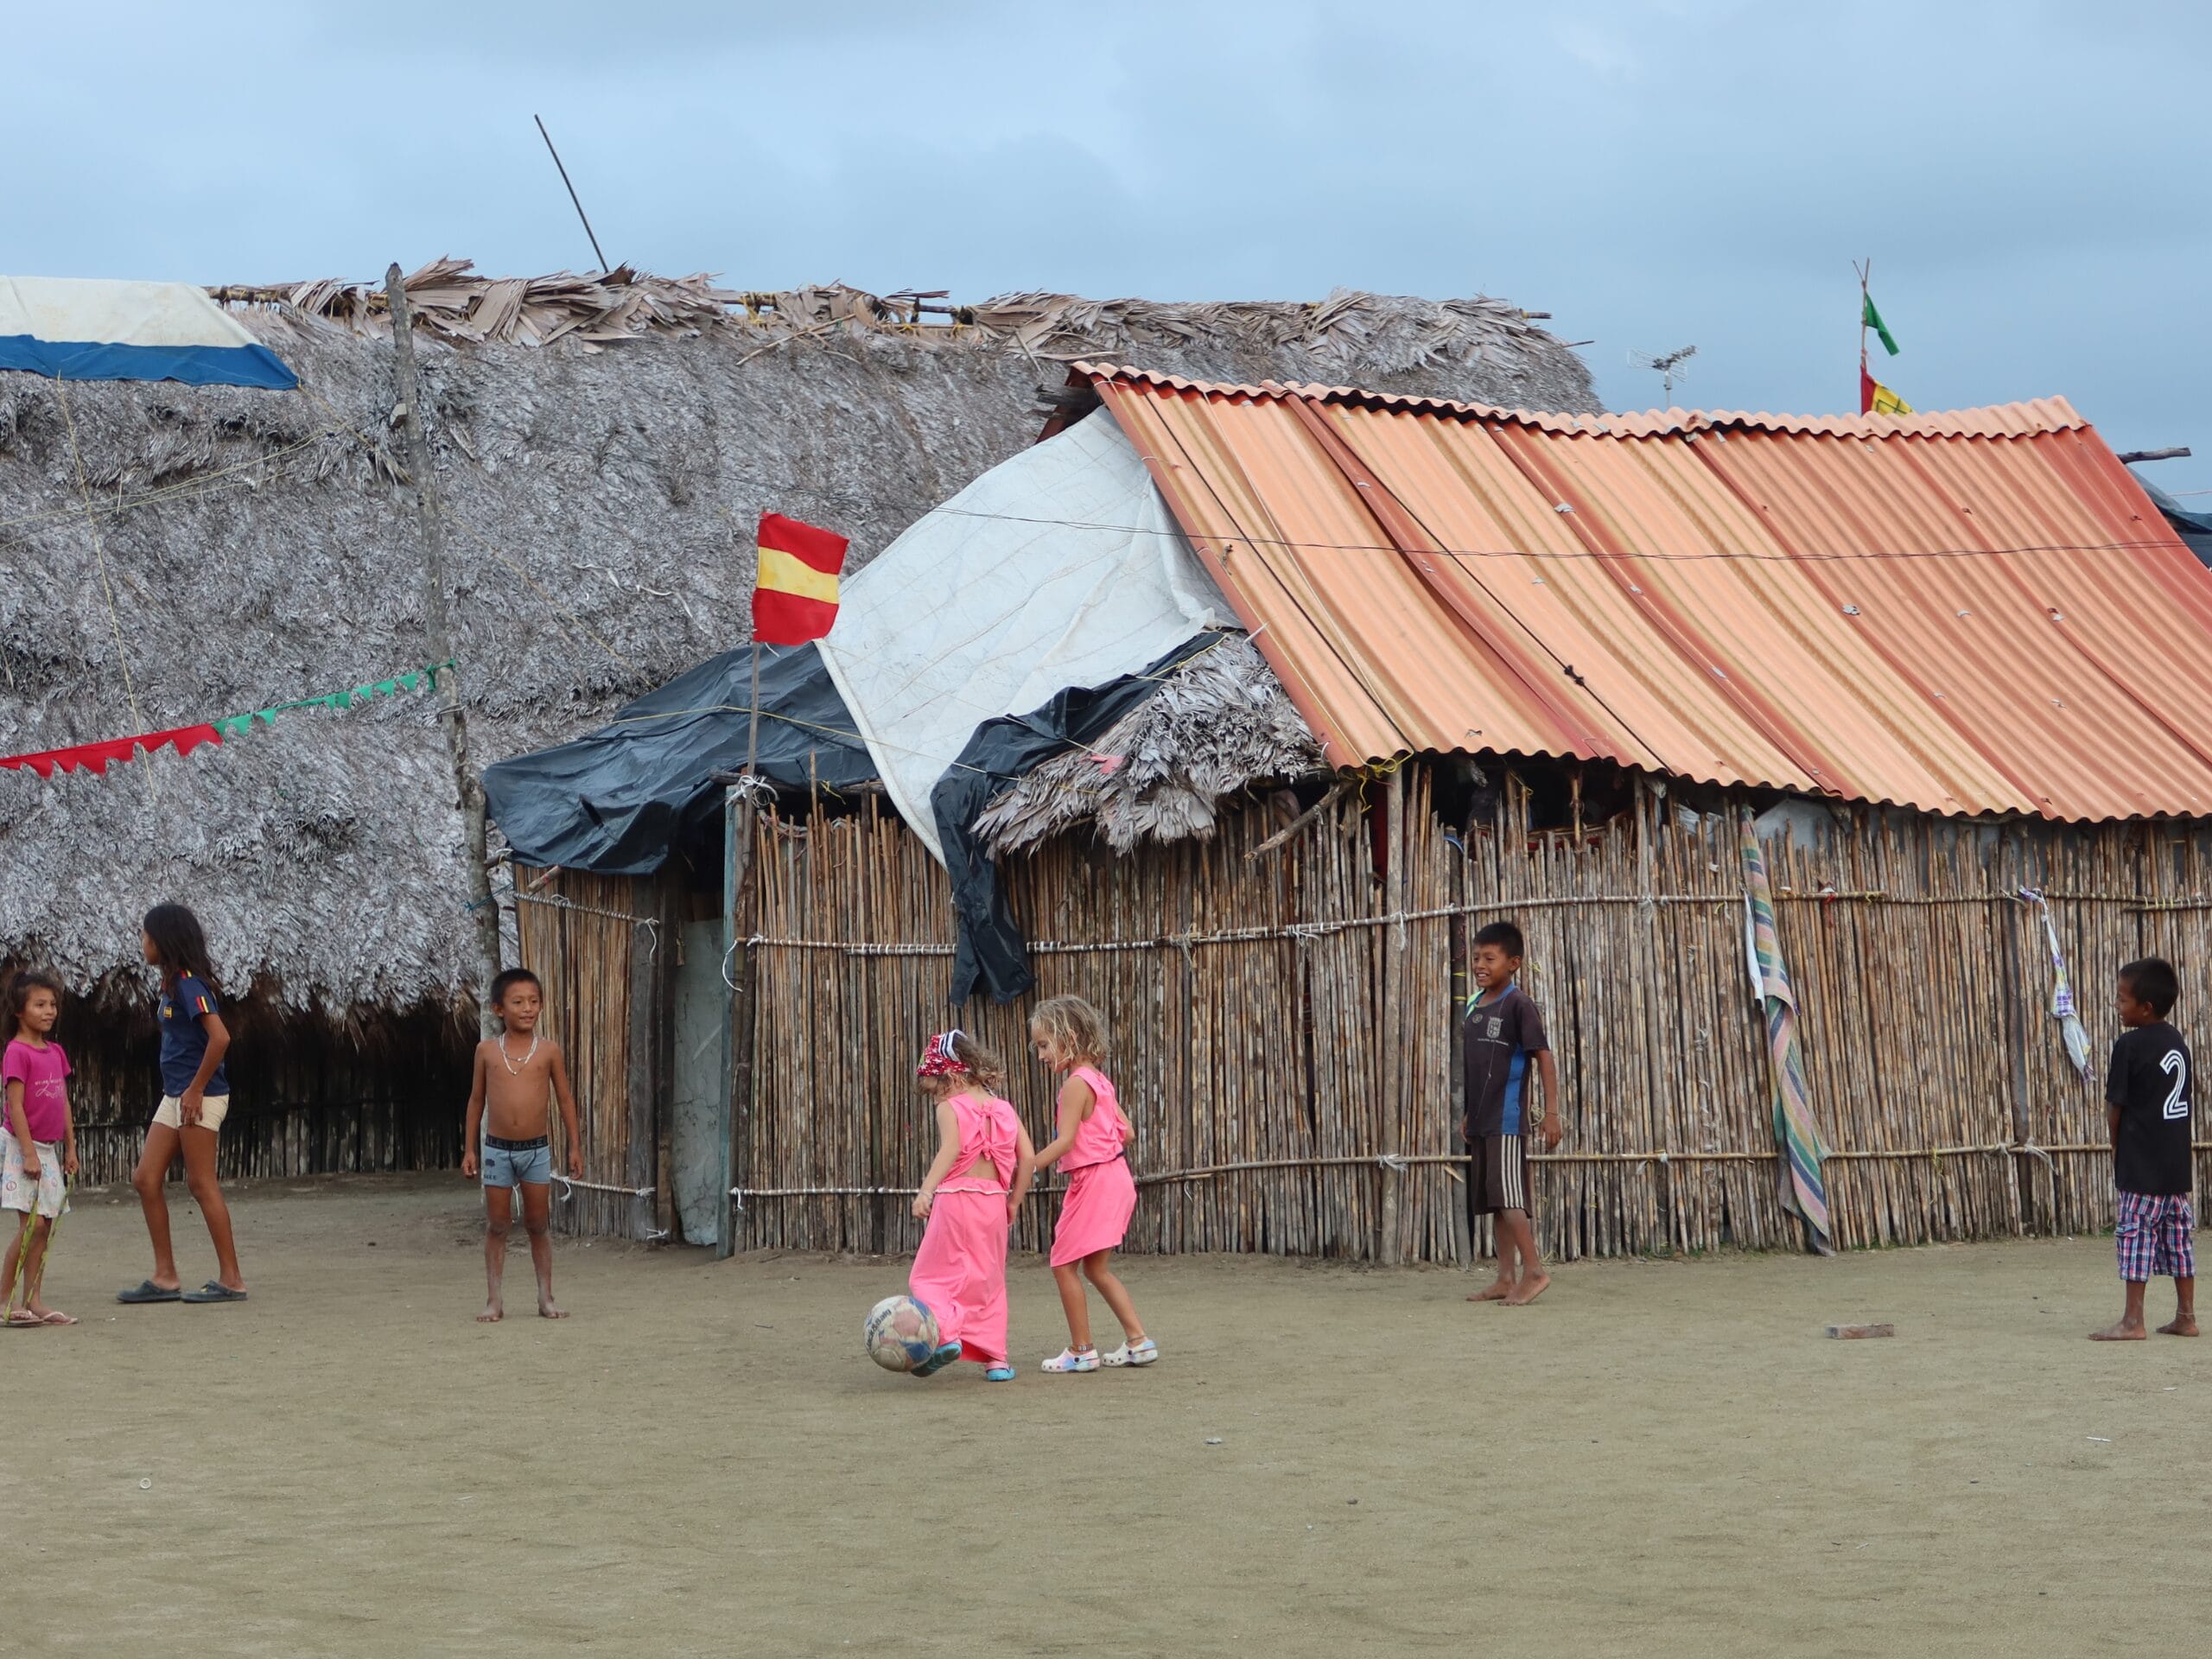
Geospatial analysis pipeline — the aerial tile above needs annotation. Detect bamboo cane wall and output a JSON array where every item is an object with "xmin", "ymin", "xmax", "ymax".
[
  {"xmin": 50, "ymin": 999, "xmax": 470, "ymax": 1187},
  {"xmin": 512, "ymin": 875, "xmax": 661, "ymax": 1239},
  {"xmin": 738, "ymin": 777, "xmax": 2212, "ymax": 1262},
  {"xmin": 744, "ymin": 778, "xmax": 1455, "ymax": 1259}
]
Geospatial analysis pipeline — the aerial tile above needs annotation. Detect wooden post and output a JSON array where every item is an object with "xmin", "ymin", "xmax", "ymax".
[
  {"xmin": 1448, "ymin": 904, "xmax": 1469, "ymax": 1267},
  {"xmin": 625, "ymin": 896, "xmax": 659, "ymax": 1242},
  {"xmin": 1381, "ymin": 766, "xmax": 1405, "ymax": 1265},
  {"xmin": 384, "ymin": 264, "xmax": 502, "ymax": 1036},
  {"xmin": 717, "ymin": 781, "xmax": 759, "ymax": 1260}
]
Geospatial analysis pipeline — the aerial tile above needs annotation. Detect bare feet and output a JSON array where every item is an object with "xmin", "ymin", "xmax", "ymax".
[
  {"xmin": 2157, "ymin": 1314, "xmax": 2200, "ymax": 1337},
  {"xmin": 1505, "ymin": 1274, "xmax": 1551, "ymax": 1306},
  {"xmin": 537, "ymin": 1296, "xmax": 569, "ymax": 1319},
  {"xmin": 2088, "ymin": 1319, "xmax": 2146, "ymax": 1340},
  {"xmin": 477, "ymin": 1298, "xmax": 504, "ymax": 1324},
  {"xmin": 1467, "ymin": 1277, "xmax": 1515, "ymax": 1303}
]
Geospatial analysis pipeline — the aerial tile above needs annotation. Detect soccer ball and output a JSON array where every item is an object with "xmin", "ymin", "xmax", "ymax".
[{"xmin": 864, "ymin": 1294, "xmax": 941, "ymax": 1372}]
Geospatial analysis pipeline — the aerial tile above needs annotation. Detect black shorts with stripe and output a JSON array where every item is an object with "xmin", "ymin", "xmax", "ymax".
[{"xmin": 1466, "ymin": 1133, "xmax": 1529, "ymax": 1217}]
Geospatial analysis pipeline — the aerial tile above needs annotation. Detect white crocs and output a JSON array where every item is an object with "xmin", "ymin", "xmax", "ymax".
[
  {"xmin": 1102, "ymin": 1338, "xmax": 1159, "ymax": 1368},
  {"xmin": 1042, "ymin": 1346, "xmax": 1100, "ymax": 1373}
]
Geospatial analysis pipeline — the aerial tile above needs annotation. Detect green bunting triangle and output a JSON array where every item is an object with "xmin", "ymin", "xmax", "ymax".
[{"xmin": 213, "ymin": 659, "xmax": 451, "ymax": 746}]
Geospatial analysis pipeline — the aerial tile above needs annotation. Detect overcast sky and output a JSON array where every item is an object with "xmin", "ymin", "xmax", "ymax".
[{"xmin": 11, "ymin": 3, "xmax": 2209, "ymax": 493}]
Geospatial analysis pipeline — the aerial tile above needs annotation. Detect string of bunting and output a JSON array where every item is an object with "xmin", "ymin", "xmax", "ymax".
[{"xmin": 0, "ymin": 661, "xmax": 454, "ymax": 780}]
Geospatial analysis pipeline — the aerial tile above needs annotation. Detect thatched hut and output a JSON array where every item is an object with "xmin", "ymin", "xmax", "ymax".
[{"xmin": 0, "ymin": 264, "xmax": 1594, "ymax": 1185}]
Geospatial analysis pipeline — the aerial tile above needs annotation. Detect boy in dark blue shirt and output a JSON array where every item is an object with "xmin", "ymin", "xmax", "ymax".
[{"xmin": 1461, "ymin": 921, "xmax": 1561, "ymax": 1306}]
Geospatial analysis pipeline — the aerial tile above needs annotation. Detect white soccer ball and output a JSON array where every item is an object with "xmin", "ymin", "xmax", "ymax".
[{"xmin": 864, "ymin": 1294, "xmax": 941, "ymax": 1372}]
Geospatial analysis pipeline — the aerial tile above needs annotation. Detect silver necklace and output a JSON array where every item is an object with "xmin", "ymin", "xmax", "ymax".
[{"xmin": 498, "ymin": 1028, "xmax": 541, "ymax": 1075}]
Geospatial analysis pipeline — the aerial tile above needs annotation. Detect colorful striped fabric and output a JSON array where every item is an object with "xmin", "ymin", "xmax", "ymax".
[{"xmin": 1739, "ymin": 815, "xmax": 1834, "ymax": 1254}]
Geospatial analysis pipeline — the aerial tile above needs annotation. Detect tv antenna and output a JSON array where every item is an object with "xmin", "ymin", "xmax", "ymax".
[{"xmin": 1628, "ymin": 344, "xmax": 1698, "ymax": 404}]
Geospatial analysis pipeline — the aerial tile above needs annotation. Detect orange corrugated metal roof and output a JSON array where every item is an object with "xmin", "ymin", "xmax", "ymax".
[{"xmin": 1082, "ymin": 365, "xmax": 2212, "ymax": 822}]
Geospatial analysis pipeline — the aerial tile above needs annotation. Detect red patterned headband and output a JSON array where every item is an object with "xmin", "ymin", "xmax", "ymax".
[{"xmin": 917, "ymin": 1030, "xmax": 969, "ymax": 1077}]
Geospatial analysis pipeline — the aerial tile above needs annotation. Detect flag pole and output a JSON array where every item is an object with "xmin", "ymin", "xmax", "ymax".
[
  {"xmin": 1859, "ymin": 257, "xmax": 1871, "ymax": 362},
  {"xmin": 747, "ymin": 639, "xmax": 761, "ymax": 785},
  {"xmin": 1857, "ymin": 257, "xmax": 1872, "ymax": 414}
]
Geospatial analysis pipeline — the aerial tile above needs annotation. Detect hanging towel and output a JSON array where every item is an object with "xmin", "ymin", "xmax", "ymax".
[{"xmin": 1739, "ymin": 815, "xmax": 1834, "ymax": 1255}]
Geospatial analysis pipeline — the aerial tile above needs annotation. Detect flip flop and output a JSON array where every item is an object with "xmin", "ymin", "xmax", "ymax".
[
  {"xmin": 181, "ymin": 1281, "xmax": 248, "ymax": 1304},
  {"xmin": 37, "ymin": 1310, "xmax": 78, "ymax": 1326},
  {"xmin": 117, "ymin": 1281, "xmax": 182, "ymax": 1305},
  {"xmin": 3, "ymin": 1309, "xmax": 44, "ymax": 1327}
]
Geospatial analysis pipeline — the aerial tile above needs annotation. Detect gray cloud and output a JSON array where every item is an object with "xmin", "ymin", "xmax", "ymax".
[{"xmin": 10, "ymin": 0, "xmax": 2209, "ymax": 486}]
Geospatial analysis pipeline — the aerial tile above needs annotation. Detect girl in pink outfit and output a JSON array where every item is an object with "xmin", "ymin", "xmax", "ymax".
[
  {"xmin": 3, "ymin": 968, "xmax": 79, "ymax": 1327},
  {"xmin": 1030, "ymin": 995, "xmax": 1155, "ymax": 1372},
  {"xmin": 907, "ymin": 1029, "xmax": 1034, "ymax": 1382}
]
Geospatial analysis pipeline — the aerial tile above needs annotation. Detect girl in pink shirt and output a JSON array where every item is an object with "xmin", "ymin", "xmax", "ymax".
[
  {"xmin": 907, "ymin": 1029, "xmax": 1034, "ymax": 1382},
  {"xmin": 3, "ymin": 968, "xmax": 79, "ymax": 1327},
  {"xmin": 1030, "ymin": 995, "xmax": 1155, "ymax": 1372}
]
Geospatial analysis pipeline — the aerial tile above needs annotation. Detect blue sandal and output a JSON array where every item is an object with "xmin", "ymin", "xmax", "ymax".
[
  {"xmin": 984, "ymin": 1363, "xmax": 1016, "ymax": 1382},
  {"xmin": 117, "ymin": 1281, "xmax": 181, "ymax": 1305}
]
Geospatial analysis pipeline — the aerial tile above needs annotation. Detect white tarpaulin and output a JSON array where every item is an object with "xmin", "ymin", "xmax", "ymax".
[
  {"xmin": 0, "ymin": 275, "xmax": 297, "ymax": 388},
  {"xmin": 817, "ymin": 412, "xmax": 1229, "ymax": 861}
]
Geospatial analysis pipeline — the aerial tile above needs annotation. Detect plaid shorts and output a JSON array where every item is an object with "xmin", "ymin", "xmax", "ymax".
[{"xmin": 2115, "ymin": 1191, "xmax": 2196, "ymax": 1282}]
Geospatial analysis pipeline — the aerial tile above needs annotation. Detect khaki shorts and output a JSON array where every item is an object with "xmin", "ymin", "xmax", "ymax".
[
  {"xmin": 1, "ymin": 1131, "xmax": 67, "ymax": 1219},
  {"xmin": 154, "ymin": 1094, "xmax": 232, "ymax": 1133}
]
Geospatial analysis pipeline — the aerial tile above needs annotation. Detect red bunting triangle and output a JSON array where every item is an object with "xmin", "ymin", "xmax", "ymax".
[{"xmin": 0, "ymin": 723, "xmax": 223, "ymax": 779}]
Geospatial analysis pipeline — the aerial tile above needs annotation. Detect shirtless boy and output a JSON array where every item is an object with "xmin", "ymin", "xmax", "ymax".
[{"xmin": 461, "ymin": 969, "xmax": 583, "ymax": 1321}]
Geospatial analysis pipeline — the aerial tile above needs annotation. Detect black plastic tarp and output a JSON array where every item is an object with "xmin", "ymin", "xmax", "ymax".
[
  {"xmin": 933, "ymin": 632, "xmax": 1218, "ymax": 1006},
  {"xmin": 2137, "ymin": 470, "xmax": 2212, "ymax": 569},
  {"xmin": 483, "ymin": 642, "xmax": 876, "ymax": 874}
]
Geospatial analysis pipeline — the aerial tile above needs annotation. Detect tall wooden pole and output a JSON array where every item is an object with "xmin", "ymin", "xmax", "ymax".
[
  {"xmin": 385, "ymin": 263, "xmax": 504, "ymax": 1037},
  {"xmin": 718, "ymin": 777, "xmax": 757, "ymax": 1261},
  {"xmin": 1856, "ymin": 257, "xmax": 1872, "ymax": 414}
]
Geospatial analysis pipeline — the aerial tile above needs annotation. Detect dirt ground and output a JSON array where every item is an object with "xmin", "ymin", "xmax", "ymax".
[{"xmin": 9, "ymin": 1175, "xmax": 2204, "ymax": 1657}]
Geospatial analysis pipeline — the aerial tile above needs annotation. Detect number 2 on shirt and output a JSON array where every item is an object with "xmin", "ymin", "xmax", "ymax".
[{"xmin": 2161, "ymin": 1049, "xmax": 2190, "ymax": 1121}]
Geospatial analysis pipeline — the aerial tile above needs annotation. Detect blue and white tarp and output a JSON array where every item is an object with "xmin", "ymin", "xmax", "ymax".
[{"xmin": 0, "ymin": 276, "xmax": 296, "ymax": 390}]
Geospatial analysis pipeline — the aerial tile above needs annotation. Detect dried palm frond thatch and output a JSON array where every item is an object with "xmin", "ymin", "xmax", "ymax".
[
  {"xmin": 0, "ymin": 266, "xmax": 1593, "ymax": 1011},
  {"xmin": 209, "ymin": 261, "xmax": 1589, "ymax": 410},
  {"xmin": 974, "ymin": 637, "xmax": 1325, "ymax": 855}
]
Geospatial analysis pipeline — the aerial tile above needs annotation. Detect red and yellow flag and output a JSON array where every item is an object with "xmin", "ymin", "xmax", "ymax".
[
  {"xmin": 1859, "ymin": 363, "xmax": 1911, "ymax": 416},
  {"xmin": 751, "ymin": 512, "xmax": 849, "ymax": 645}
]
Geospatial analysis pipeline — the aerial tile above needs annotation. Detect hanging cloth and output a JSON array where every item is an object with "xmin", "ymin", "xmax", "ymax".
[{"xmin": 1739, "ymin": 813, "xmax": 1834, "ymax": 1255}]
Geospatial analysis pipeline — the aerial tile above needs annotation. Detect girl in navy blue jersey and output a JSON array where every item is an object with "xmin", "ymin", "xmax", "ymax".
[{"xmin": 118, "ymin": 903, "xmax": 246, "ymax": 1306}]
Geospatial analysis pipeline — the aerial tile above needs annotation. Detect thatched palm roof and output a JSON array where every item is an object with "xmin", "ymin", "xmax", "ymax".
[
  {"xmin": 0, "ymin": 264, "xmax": 1593, "ymax": 1010},
  {"xmin": 972, "ymin": 637, "xmax": 1322, "ymax": 855}
]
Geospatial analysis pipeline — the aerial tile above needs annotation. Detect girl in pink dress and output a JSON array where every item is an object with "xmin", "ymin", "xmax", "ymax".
[
  {"xmin": 907, "ymin": 1029, "xmax": 1033, "ymax": 1382},
  {"xmin": 1030, "ymin": 995, "xmax": 1155, "ymax": 1372}
]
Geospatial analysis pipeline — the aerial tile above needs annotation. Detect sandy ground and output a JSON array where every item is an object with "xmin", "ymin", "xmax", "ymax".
[{"xmin": 6, "ymin": 1174, "xmax": 2204, "ymax": 1657}]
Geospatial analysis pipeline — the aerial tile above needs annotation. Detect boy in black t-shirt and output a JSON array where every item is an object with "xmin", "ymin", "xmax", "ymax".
[{"xmin": 2090, "ymin": 957, "xmax": 2197, "ymax": 1341}]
